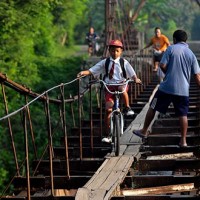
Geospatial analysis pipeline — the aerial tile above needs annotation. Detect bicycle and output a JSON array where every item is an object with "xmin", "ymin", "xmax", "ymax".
[{"xmin": 89, "ymin": 79, "xmax": 135, "ymax": 156}]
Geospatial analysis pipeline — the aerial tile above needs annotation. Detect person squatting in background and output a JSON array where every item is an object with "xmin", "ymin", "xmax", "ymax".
[{"xmin": 141, "ymin": 27, "xmax": 170, "ymax": 82}]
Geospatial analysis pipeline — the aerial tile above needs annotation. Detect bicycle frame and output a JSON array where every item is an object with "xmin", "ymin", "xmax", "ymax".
[{"xmin": 110, "ymin": 92, "xmax": 124, "ymax": 137}]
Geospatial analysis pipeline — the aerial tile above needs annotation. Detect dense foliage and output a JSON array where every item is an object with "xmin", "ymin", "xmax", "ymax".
[
  {"xmin": 132, "ymin": 0, "xmax": 200, "ymax": 41},
  {"xmin": 0, "ymin": 0, "xmax": 90, "ymax": 193},
  {"xmin": 0, "ymin": 0, "xmax": 89, "ymax": 87}
]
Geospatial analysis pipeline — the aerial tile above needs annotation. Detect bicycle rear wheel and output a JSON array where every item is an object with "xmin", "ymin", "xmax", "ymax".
[{"xmin": 113, "ymin": 114, "xmax": 120, "ymax": 156}]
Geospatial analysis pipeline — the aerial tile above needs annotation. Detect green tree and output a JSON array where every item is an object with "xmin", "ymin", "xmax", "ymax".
[
  {"xmin": 134, "ymin": 0, "xmax": 199, "ymax": 42},
  {"xmin": 191, "ymin": 14, "xmax": 200, "ymax": 40},
  {"xmin": 52, "ymin": 0, "xmax": 89, "ymax": 46}
]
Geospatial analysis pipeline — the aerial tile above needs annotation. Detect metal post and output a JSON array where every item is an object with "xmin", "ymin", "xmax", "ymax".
[
  {"xmin": 78, "ymin": 79, "xmax": 83, "ymax": 160},
  {"xmin": 23, "ymin": 107, "xmax": 31, "ymax": 200},
  {"xmin": 60, "ymin": 85, "xmax": 70, "ymax": 178},
  {"xmin": 89, "ymin": 77, "xmax": 94, "ymax": 155},
  {"xmin": 1, "ymin": 83, "xmax": 20, "ymax": 175},
  {"xmin": 25, "ymin": 96, "xmax": 38, "ymax": 159},
  {"xmin": 45, "ymin": 93, "xmax": 54, "ymax": 196}
]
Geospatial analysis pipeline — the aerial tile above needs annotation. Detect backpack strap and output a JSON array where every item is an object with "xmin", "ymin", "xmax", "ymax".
[
  {"xmin": 105, "ymin": 57, "xmax": 110, "ymax": 77},
  {"xmin": 103, "ymin": 57, "xmax": 110, "ymax": 81},
  {"xmin": 119, "ymin": 58, "xmax": 126, "ymax": 79},
  {"xmin": 104, "ymin": 57, "xmax": 126, "ymax": 80}
]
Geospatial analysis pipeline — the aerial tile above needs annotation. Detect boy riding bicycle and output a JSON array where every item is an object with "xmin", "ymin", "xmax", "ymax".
[{"xmin": 77, "ymin": 39, "xmax": 141, "ymax": 143}]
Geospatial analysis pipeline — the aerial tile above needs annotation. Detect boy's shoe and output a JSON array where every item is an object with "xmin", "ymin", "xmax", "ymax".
[
  {"xmin": 102, "ymin": 137, "xmax": 112, "ymax": 143},
  {"xmin": 124, "ymin": 107, "xmax": 134, "ymax": 116}
]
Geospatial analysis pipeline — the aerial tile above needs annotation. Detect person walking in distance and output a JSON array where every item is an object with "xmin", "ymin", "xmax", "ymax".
[
  {"xmin": 134, "ymin": 29, "xmax": 200, "ymax": 147},
  {"xmin": 142, "ymin": 27, "xmax": 170, "ymax": 81},
  {"xmin": 77, "ymin": 39, "xmax": 141, "ymax": 143},
  {"xmin": 85, "ymin": 27, "xmax": 100, "ymax": 56}
]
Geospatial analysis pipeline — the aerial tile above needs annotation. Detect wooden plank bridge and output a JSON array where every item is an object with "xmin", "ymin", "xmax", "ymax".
[
  {"xmin": 0, "ymin": 1, "xmax": 200, "ymax": 199},
  {"xmin": 1, "ymin": 65, "xmax": 199, "ymax": 199}
]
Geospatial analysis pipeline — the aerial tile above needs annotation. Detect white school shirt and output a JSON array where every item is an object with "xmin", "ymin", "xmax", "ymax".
[{"xmin": 89, "ymin": 57, "xmax": 136, "ymax": 83}]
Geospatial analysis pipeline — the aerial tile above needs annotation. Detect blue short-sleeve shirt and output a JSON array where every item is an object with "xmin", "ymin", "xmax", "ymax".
[{"xmin": 159, "ymin": 42, "xmax": 200, "ymax": 96}]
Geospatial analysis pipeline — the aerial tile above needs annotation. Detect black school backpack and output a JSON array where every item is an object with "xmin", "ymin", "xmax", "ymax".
[{"xmin": 104, "ymin": 57, "xmax": 127, "ymax": 79}]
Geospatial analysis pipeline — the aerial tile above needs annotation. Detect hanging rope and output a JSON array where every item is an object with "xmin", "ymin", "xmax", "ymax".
[{"xmin": 0, "ymin": 77, "xmax": 83, "ymax": 121}]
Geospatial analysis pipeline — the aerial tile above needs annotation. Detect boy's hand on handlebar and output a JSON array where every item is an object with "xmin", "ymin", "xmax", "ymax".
[
  {"xmin": 135, "ymin": 78, "xmax": 142, "ymax": 84},
  {"xmin": 77, "ymin": 70, "xmax": 91, "ymax": 78}
]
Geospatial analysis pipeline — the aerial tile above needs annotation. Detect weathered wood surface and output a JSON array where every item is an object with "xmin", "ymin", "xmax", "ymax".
[
  {"xmin": 122, "ymin": 183, "xmax": 195, "ymax": 196},
  {"xmin": 75, "ymin": 155, "xmax": 133, "ymax": 200},
  {"xmin": 75, "ymin": 85, "xmax": 159, "ymax": 200}
]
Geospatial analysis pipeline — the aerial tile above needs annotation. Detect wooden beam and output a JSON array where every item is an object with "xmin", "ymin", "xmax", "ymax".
[{"xmin": 122, "ymin": 183, "xmax": 194, "ymax": 196}]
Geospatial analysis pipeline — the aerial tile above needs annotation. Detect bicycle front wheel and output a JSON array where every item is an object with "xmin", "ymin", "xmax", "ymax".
[{"xmin": 113, "ymin": 114, "xmax": 120, "ymax": 156}]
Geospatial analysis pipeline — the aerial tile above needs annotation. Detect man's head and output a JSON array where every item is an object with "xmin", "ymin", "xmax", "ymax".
[
  {"xmin": 89, "ymin": 27, "xmax": 94, "ymax": 34},
  {"xmin": 173, "ymin": 30, "xmax": 188, "ymax": 44},
  {"xmin": 154, "ymin": 27, "xmax": 161, "ymax": 38},
  {"xmin": 108, "ymin": 40, "xmax": 123, "ymax": 59}
]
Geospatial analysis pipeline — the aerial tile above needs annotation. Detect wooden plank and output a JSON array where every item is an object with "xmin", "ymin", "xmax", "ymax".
[
  {"xmin": 86, "ymin": 157, "xmax": 123, "ymax": 190},
  {"xmin": 76, "ymin": 156, "xmax": 133, "ymax": 200},
  {"xmin": 100, "ymin": 157, "xmax": 133, "ymax": 190},
  {"xmin": 100, "ymin": 170, "xmax": 122, "ymax": 190},
  {"xmin": 119, "ymin": 144, "xmax": 127, "ymax": 155},
  {"xmin": 122, "ymin": 183, "xmax": 195, "ymax": 196},
  {"xmin": 75, "ymin": 188, "xmax": 90, "ymax": 200},
  {"xmin": 87, "ymin": 170, "xmax": 111, "ymax": 190},
  {"xmin": 32, "ymin": 190, "xmax": 51, "ymax": 196},
  {"xmin": 112, "ymin": 156, "xmax": 133, "ymax": 171},
  {"xmin": 104, "ymin": 158, "xmax": 133, "ymax": 199},
  {"xmin": 102, "ymin": 157, "xmax": 120, "ymax": 171},
  {"xmin": 84, "ymin": 159, "xmax": 109, "ymax": 187},
  {"xmin": 75, "ymin": 188, "xmax": 107, "ymax": 200},
  {"xmin": 121, "ymin": 124, "xmax": 140, "ymax": 144},
  {"xmin": 54, "ymin": 189, "xmax": 77, "ymax": 196},
  {"xmin": 147, "ymin": 152, "xmax": 194, "ymax": 160},
  {"xmin": 124, "ymin": 145, "xmax": 141, "ymax": 157}
]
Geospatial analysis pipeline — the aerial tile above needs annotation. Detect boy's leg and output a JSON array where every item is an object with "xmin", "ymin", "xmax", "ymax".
[
  {"xmin": 140, "ymin": 107, "xmax": 156, "ymax": 135},
  {"xmin": 122, "ymin": 91, "xmax": 134, "ymax": 116},
  {"xmin": 122, "ymin": 91, "xmax": 129, "ymax": 107},
  {"xmin": 104, "ymin": 105, "xmax": 112, "ymax": 136},
  {"xmin": 134, "ymin": 89, "xmax": 170, "ymax": 137},
  {"xmin": 173, "ymin": 96, "xmax": 189, "ymax": 147},
  {"xmin": 102, "ymin": 95, "xmax": 114, "ymax": 143},
  {"xmin": 179, "ymin": 116, "xmax": 188, "ymax": 146}
]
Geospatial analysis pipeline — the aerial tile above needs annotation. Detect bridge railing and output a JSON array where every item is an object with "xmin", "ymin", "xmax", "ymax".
[{"xmin": 0, "ymin": 75, "xmax": 84, "ymax": 197}]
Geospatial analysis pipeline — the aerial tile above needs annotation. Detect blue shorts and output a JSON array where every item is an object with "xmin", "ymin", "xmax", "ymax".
[
  {"xmin": 153, "ymin": 52, "xmax": 164, "ymax": 62},
  {"xmin": 150, "ymin": 89, "xmax": 189, "ymax": 116}
]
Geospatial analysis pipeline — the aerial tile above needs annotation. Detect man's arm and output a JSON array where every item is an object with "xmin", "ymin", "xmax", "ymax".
[
  {"xmin": 194, "ymin": 73, "xmax": 200, "ymax": 86},
  {"xmin": 164, "ymin": 35, "xmax": 170, "ymax": 47},
  {"xmin": 142, "ymin": 41, "xmax": 153, "ymax": 50},
  {"xmin": 160, "ymin": 63, "xmax": 167, "ymax": 73}
]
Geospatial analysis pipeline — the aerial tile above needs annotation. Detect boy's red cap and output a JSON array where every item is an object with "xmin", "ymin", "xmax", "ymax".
[{"xmin": 109, "ymin": 40, "xmax": 123, "ymax": 48}]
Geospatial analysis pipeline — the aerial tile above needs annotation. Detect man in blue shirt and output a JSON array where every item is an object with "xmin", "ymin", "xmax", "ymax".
[{"xmin": 133, "ymin": 30, "xmax": 200, "ymax": 147}]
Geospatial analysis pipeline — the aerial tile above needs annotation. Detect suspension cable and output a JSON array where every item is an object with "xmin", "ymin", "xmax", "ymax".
[{"xmin": 0, "ymin": 77, "xmax": 81, "ymax": 121}]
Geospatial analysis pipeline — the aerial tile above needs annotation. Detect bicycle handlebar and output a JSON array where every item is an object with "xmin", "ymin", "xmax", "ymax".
[{"xmin": 89, "ymin": 79, "xmax": 138, "ymax": 95}]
